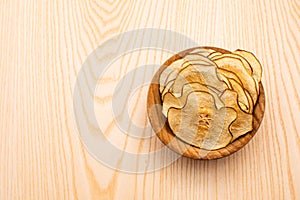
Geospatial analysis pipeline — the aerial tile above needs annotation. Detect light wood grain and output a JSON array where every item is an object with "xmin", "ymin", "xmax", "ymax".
[{"xmin": 0, "ymin": 0, "xmax": 299, "ymax": 199}]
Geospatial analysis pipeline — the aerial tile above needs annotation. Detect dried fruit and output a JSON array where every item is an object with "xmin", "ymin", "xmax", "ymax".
[
  {"xmin": 220, "ymin": 90, "xmax": 253, "ymax": 141},
  {"xmin": 234, "ymin": 49, "xmax": 262, "ymax": 91},
  {"xmin": 162, "ymin": 82, "xmax": 224, "ymax": 116},
  {"xmin": 159, "ymin": 54, "xmax": 214, "ymax": 92},
  {"xmin": 189, "ymin": 48, "xmax": 216, "ymax": 56},
  {"xmin": 212, "ymin": 56, "xmax": 258, "ymax": 104},
  {"xmin": 171, "ymin": 65, "xmax": 226, "ymax": 96},
  {"xmin": 167, "ymin": 91, "xmax": 237, "ymax": 150},
  {"xmin": 212, "ymin": 53, "xmax": 253, "ymax": 76},
  {"xmin": 227, "ymin": 78, "xmax": 250, "ymax": 112},
  {"xmin": 159, "ymin": 47, "xmax": 262, "ymax": 150},
  {"xmin": 208, "ymin": 51, "xmax": 223, "ymax": 59},
  {"xmin": 161, "ymin": 79, "xmax": 175, "ymax": 98}
]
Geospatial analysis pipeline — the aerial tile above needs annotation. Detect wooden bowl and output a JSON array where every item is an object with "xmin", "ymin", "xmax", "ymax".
[{"xmin": 147, "ymin": 47, "xmax": 265, "ymax": 160}]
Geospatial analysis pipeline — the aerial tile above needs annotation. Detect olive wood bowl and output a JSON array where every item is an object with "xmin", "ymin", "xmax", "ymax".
[{"xmin": 147, "ymin": 47, "xmax": 265, "ymax": 160}]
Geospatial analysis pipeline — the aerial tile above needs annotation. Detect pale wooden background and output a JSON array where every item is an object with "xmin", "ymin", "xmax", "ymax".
[{"xmin": 0, "ymin": 0, "xmax": 299, "ymax": 199}]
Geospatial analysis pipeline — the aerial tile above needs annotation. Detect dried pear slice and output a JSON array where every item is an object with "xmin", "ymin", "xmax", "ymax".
[
  {"xmin": 212, "ymin": 54, "xmax": 253, "ymax": 76},
  {"xmin": 161, "ymin": 79, "xmax": 174, "ymax": 98},
  {"xmin": 168, "ymin": 91, "xmax": 237, "ymax": 150},
  {"xmin": 244, "ymin": 89, "xmax": 254, "ymax": 113},
  {"xmin": 234, "ymin": 49, "xmax": 262, "ymax": 93},
  {"xmin": 171, "ymin": 65, "xmax": 227, "ymax": 96},
  {"xmin": 162, "ymin": 83, "xmax": 224, "ymax": 116},
  {"xmin": 181, "ymin": 54, "xmax": 216, "ymax": 66},
  {"xmin": 227, "ymin": 78, "xmax": 250, "ymax": 113},
  {"xmin": 162, "ymin": 81, "xmax": 217, "ymax": 99},
  {"xmin": 216, "ymin": 72, "xmax": 232, "ymax": 90},
  {"xmin": 189, "ymin": 48, "xmax": 216, "ymax": 57},
  {"xmin": 220, "ymin": 90, "xmax": 253, "ymax": 141},
  {"xmin": 208, "ymin": 51, "xmax": 223, "ymax": 59},
  {"xmin": 198, "ymin": 106, "xmax": 236, "ymax": 150},
  {"xmin": 212, "ymin": 56, "xmax": 258, "ymax": 104},
  {"xmin": 216, "ymin": 68, "xmax": 253, "ymax": 112},
  {"xmin": 162, "ymin": 54, "xmax": 214, "ymax": 89},
  {"xmin": 162, "ymin": 90, "xmax": 193, "ymax": 117},
  {"xmin": 179, "ymin": 83, "xmax": 224, "ymax": 108},
  {"xmin": 217, "ymin": 68, "xmax": 243, "ymax": 86},
  {"xmin": 217, "ymin": 68, "xmax": 243, "ymax": 89},
  {"xmin": 159, "ymin": 59, "xmax": 183, "ymax": 92},
  {"xmin": 159, "ymin": 54, "xmax": 213, "ymax": 92}
]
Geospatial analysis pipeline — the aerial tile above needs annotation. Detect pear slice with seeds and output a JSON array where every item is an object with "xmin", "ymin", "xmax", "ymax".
[{"xmin": 168, "ymin": 91, "xmax": 236, "ymax": 150}]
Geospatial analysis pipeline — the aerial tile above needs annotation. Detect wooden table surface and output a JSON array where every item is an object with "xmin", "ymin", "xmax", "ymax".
[{"xmin": 0, "ymin": 0, "xmax": 299, "ymax": 199}]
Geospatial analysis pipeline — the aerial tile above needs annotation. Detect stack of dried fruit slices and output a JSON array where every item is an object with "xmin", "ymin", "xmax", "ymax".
[{"xmin": 158, "ymin": 47, "xmax": 263, "ymax": 151}]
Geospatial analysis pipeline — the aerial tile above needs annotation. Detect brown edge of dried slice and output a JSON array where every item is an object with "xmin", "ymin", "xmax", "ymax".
[
  {"xmin": 159, "ymin": 51, "xmax": 216, "ymax": 93},
  {"xmin": 208, "ymin": 51, "xmax": 223, "ymax": 59},
  {"xmin": 227, "ymin": 78, "xmax": 251, "ymax": 113},
  {"xmin": 220, "ymin": 89, "xmax": 253, "ymax": 142},
  {"xmin": 212, "ymin": 55, "xmax": 258, "ymax": 104},
  {"xmin": 213, "ymin": 53, "xmax": 253, "ymax": 76},
  {"xmin": 217, "ymin": 68, "xmax": 254, "ymax": 113},
  {"xmin": 189, "ymin": 48, "xmax": 216, "ymax": 56},
  {"xmin": 161, "ymin": 79, "xmax": 175, "ymax": 98},
  {"xmin": 147, "ymin": 46, "xmax": 265, "ymax": 160},
  {"xmin": 234, "ymin": 49, "xmax": 263, "ymax": 97},
  {"xmin": 162, "ymin": 82, "xmax": 224, "ymax": 117},
  {"xmin": 160, "ymin": 54, "xmax": 216, "ymax": 93},
  {"xmin": 170, "ymin": 63, "xmax": 227, "ymax": 96}
]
